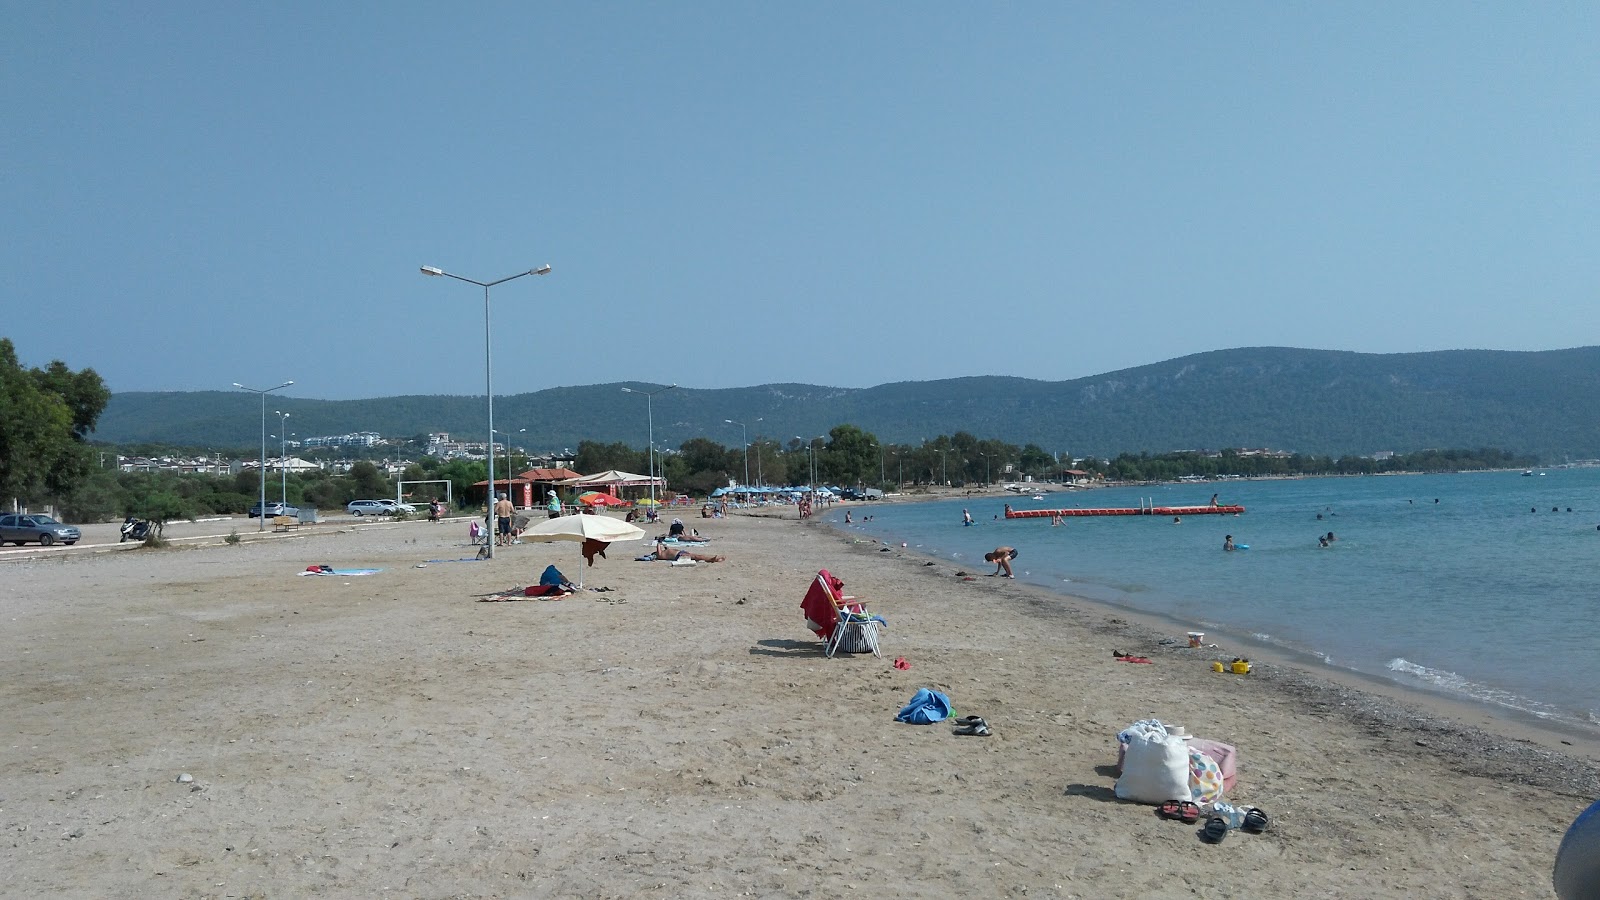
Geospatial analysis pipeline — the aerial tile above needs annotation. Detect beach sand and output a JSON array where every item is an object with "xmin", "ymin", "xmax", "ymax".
[{"xmin": 2, "ymin": 509, "xmax": 1595, "ymax": 898}]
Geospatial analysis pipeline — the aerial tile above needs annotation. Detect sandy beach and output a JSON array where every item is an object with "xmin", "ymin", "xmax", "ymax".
[{"xmin": 2, "ymin": 507, "xmax": 1596, "ymax": 898}]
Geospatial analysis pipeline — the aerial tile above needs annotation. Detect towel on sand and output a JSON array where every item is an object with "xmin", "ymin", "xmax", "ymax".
[{"xmin": 895, "ymin": 688, "xmax": 953, "ymax": 725}]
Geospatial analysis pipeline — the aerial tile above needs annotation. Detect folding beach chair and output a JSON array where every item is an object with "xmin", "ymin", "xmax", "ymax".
[{"xmin": 800, "ymin": 569, "xmax": 881, "ymax": 658}]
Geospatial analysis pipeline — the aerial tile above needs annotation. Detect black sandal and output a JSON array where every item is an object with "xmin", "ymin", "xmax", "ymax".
[
  {"xmin": 1201, "ymin": 815, "xmax": 1229, "ymax": 843},
  {"xmin": 1241, "ymin": 807, "xmax": 1269, "ymax": 833},
  {"xmin": 953, "ymin": 723, "xmax": 992, "ymax": 737}
]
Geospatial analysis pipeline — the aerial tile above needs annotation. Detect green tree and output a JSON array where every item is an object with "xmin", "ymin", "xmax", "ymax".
[
  {"xmin": 820, "ymin": 425, "xmax": 878, "ymax": 487},
  {"xmin": 348, "ymin": 461, "xmax": 391, "ymax": 498},
  {"xmin": 0, "ymin": 339, "xmax": 110, "ymax": 505},
  {"xmin": 576, "ymin": 440, "xmax": 647, "ymax": 474}
]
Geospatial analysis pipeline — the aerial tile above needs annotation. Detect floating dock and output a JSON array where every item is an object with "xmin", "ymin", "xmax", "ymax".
[{"xmin": 1004, "ymin": 504, "xmax": 1245, "ymax": 519}]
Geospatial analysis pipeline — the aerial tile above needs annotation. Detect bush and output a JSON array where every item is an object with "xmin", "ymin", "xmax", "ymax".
[{"xmin": 225, "ymin": 529, "xmax": 241, "ymax": 546}]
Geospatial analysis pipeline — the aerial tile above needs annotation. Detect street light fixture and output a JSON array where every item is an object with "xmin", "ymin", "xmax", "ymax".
[
  {"xmin": 421, "ymin": 263, "xmax": 552, "ymax": 559},
  {"xmin": 234, "ymin": 381, "xmax": 294, "ymax": 531},
  {"xmin": 724, "ymin": 418, "xmax": 761, "ymax": 493},
  {"xmin": 274, "ymin": 409, "xmax": 292, "ymax": 505},
  {"xmin": 978, "ymin": 451, "xmax": 990, "ymax": 486},
  {"xmin": 622, "ymin": 384, "xmax": 677, "ymax": 507},
  {"xmin": 796, "ymin": 435, "xmax": 825, "ymax": 500}
]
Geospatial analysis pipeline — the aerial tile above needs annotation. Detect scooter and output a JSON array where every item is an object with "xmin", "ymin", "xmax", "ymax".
[{"xmin": 120, "ymin": 517, "xmax": 153, "ymax": 542}]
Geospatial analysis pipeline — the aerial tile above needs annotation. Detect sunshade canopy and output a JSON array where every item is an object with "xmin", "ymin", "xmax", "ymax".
[{"xmin": 521, "ymin": 514, "xmax": 646, "ymax": 543}]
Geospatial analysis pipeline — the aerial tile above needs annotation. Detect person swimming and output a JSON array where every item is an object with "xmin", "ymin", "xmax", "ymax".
[{"xmin": 1223, "ymin": 535, "xmax": 1235, "ymax": 551}]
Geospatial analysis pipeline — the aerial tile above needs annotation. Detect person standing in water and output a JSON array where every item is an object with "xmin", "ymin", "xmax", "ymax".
[
  {"xmin": 1223, "ymin": 535, "xmax": 1235, "ymax": 551},
  {"xmin": 962, "ymin": 509, "xmax": 974, "ymax": 526}
]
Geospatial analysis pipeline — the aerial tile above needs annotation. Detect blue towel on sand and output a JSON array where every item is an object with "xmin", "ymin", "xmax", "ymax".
[{"xmin": 895, "ymin": 688, "xmax": 953, "ymax": 724}]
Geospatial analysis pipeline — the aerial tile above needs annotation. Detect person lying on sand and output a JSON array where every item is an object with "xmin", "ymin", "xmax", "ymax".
[{"xmin": 655, "ymin": 540, "xmax": 724, "ymax": 563}]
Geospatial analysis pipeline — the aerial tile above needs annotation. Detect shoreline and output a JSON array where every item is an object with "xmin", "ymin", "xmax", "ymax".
[
  {"xmin": 820, "ymin": 487, "xmax": 1600, "ymax": 758},
  {"xmin": 803, "ymin": 512, "xmax": 1600, "ymax": 794}
]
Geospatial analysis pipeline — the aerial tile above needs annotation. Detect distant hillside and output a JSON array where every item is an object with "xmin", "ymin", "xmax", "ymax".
[{"xmin": 96, "ymin": 347, "xmax": 1600, "ymax": 460}]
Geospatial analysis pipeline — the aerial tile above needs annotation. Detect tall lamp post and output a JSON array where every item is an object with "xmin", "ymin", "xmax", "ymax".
[
  {"xmin": 421, "ymin": 263, "xmax": 552, "ymax": 560},
  {"xmin": 273, "ymin": 409, "xmax": 292, "ymax": 505},
  {"xmin": 724, "ymin": 417, "xmax": 761, "ymax": 494},
  {"xmin": 234, "ymin": 380, "xmax": 294, "ymax": 531},
  {"xmin": 979, "ymin": 451, "xmax": 990, "ymax": 486},
  {"xmin": 796, "ymin": 435, "xmax": 824, "ymax": 501},
  {"xmin": 622, "ymin": 384, "xmax": 676, "ymax": 508}
]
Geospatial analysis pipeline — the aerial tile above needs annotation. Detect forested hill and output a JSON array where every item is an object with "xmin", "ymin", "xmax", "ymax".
[{"xmin": 97, "ymin": 346, "xmax": 1600, "ymax": 460}]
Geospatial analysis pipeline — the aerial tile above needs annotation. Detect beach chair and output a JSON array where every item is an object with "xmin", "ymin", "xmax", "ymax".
[{"xmin": 801, "ymin": 569, "xmax": 881, "ymax": 658}]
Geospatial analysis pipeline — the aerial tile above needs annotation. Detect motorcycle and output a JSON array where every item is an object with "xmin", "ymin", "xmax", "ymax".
[{"xmin": 120, "ymin": 517, "xmax": 153, "ymax": 542}]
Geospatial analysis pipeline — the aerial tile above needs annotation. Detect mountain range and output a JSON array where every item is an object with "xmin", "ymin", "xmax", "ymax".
[{"xmin": 96, "ymin": 346, "xmax": 1600, "ymax": 461}]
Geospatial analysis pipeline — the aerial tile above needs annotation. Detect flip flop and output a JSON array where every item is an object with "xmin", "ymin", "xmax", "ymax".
[
  {"xmin": 953, "ymin": 716, "xmax": 986, "ymax": 727},
  {"xmin": 953, "ymin": 723, "xmax": 992, "ymax": 737},
  {"xmin": 1158, "ymin": 800, "xmax": 1201, "ymax": 823},
  {"xmin": 1242, "ymin": 807, "xmax": 1269, "ymax": 833},
  {"xmin": 1157, "ymin": 800, "xmax": 1201, "ymax": 823},
  {"xmin": 1201, "ymin": 815, "xmax": 1229, "ymax": 843}
]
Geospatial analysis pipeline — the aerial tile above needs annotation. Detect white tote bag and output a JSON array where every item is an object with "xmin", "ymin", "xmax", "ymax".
[{"xmin": 1115, "ymin": 732, "xmax": 1192, "ymax": 804}]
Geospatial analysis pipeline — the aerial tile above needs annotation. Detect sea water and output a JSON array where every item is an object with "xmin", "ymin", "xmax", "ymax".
[{"xmin": 835, "ymin": 469, "xmax": 1600, "ymax": 731}]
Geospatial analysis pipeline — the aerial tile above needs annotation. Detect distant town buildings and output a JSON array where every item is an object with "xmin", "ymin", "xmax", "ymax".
[{"xmin": 302, "ymin": 431, "xmax": 384, "ymax": 449}]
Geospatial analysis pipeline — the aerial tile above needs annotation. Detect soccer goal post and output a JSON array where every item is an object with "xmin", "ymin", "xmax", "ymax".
[{"xmin": 399, "ymin": 479, "xmax": 454, "ymax": 509}]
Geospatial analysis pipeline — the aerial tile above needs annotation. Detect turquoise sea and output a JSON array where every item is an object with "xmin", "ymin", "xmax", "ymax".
[{"xmin": 832, "ymin": 469, "xmax": 1600, "ymax": 732}]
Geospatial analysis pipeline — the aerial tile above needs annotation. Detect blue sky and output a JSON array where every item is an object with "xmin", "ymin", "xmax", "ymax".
[{"xmin": 5, "ymin": 3, "xmax": 1597, "ymax": 401}]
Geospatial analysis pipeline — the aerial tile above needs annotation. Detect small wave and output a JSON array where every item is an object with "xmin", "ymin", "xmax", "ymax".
[{"xmin": 1387, "ymin": 658, "xmax": 1564, "ymax": 720}]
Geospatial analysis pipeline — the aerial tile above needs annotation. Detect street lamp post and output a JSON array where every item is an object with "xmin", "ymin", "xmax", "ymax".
[
  {"xmin": 979, "ymin": 451, "xmax": 990, "ymax": 486},
  {"xmin": 274, "ymin": 410, "xmax": 291, "ymax": 505},
  {"xmin": 724, "ymin": 420, "xmax": 750, "ymax": 491},
  {"xmin": 796, "ymin": 435, "xmax": 824, "ymax": 501},
  {"xmin": 725, "ymin": 417, "xmax": 761, "ymax": 495},
  {"xmin": 234, "ymin": 381, "xmax": 294, "ymax": 531},
  {"xmin": 622, "ymin": 384, "xmax": 677, "ymax": 508},
  {"xmin": 421, "ymin": 263, "xmax": 552, "ymax": 560}
]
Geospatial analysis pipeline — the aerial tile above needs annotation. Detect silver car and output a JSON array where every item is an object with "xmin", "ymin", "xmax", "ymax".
[{"xmin": 0, "ymin": 514, "xmax": 81, "ymax": 546}]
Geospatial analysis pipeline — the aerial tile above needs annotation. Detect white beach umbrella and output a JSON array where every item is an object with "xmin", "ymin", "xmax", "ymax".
[{"xmin": 520, "ymin": 513, "xmax": 647, "ymax": 587}]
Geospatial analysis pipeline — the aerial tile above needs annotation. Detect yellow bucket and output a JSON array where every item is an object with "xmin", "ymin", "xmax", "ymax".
[
  {"xmin": 1211, "ymin": 661, "xmax": 1225, "ymax": 673},
  {"xmin": 1231, "ymin": 659, "xmax": 1252, "ymax": 675}
]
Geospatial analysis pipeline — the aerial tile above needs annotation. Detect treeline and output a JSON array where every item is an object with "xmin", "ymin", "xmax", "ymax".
[
  {"xmin": 1085, "ymin": 447, "xmax": 1536, "ymax": 483},
  {"xmin": 67, "ymin": 438, "xmax": 1537, "ymax": 525}
]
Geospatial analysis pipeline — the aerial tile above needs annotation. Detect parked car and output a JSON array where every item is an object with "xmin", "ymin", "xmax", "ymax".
[
  {"xmin": 0, "ymin": 513, "xmax": 81, "ymax": 546},
  {"xmin": 346, "ymin": 499, "xmax": 416, "ymax": 516},
  {"xmin": 248, "ymin": 501, "xmax": 300, "ymax": 519}
]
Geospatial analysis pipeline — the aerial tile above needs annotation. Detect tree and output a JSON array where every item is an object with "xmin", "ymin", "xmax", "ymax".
[
  {"xmin": 0, "ymin": 339, "xmax": 110, "ymax": 505},
  {"xmin": 348, "ymin": 461, "xmax": 391, "ymax": 498},
  {"xmin": 576, "ymin": 440, "xmax": 646, "ymax": 474},
  {"xmin": 820, "ymin": 425, "xmax": 878, "ymax": 486}
]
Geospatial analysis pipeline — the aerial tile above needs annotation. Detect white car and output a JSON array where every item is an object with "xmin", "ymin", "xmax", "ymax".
[{"xmin": 346, "ymin": 499, "xmax": 416, "ymax": 516}]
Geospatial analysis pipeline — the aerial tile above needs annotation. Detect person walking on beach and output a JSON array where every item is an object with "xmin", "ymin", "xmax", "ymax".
[{"xmin": 984, "ymin": 547, "xmax": 1017, "ymax": 578}]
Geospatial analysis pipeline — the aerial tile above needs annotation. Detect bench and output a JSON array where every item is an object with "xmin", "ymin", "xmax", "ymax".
[{"xmin": 272, "ymin": 515, "xmax": 300, "ymax": 532}]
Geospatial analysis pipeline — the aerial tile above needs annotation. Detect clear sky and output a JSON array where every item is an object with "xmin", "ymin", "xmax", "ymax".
[{"xmin": 5, "ymin": 3, "xmax": 1596, "ymax": 401}]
